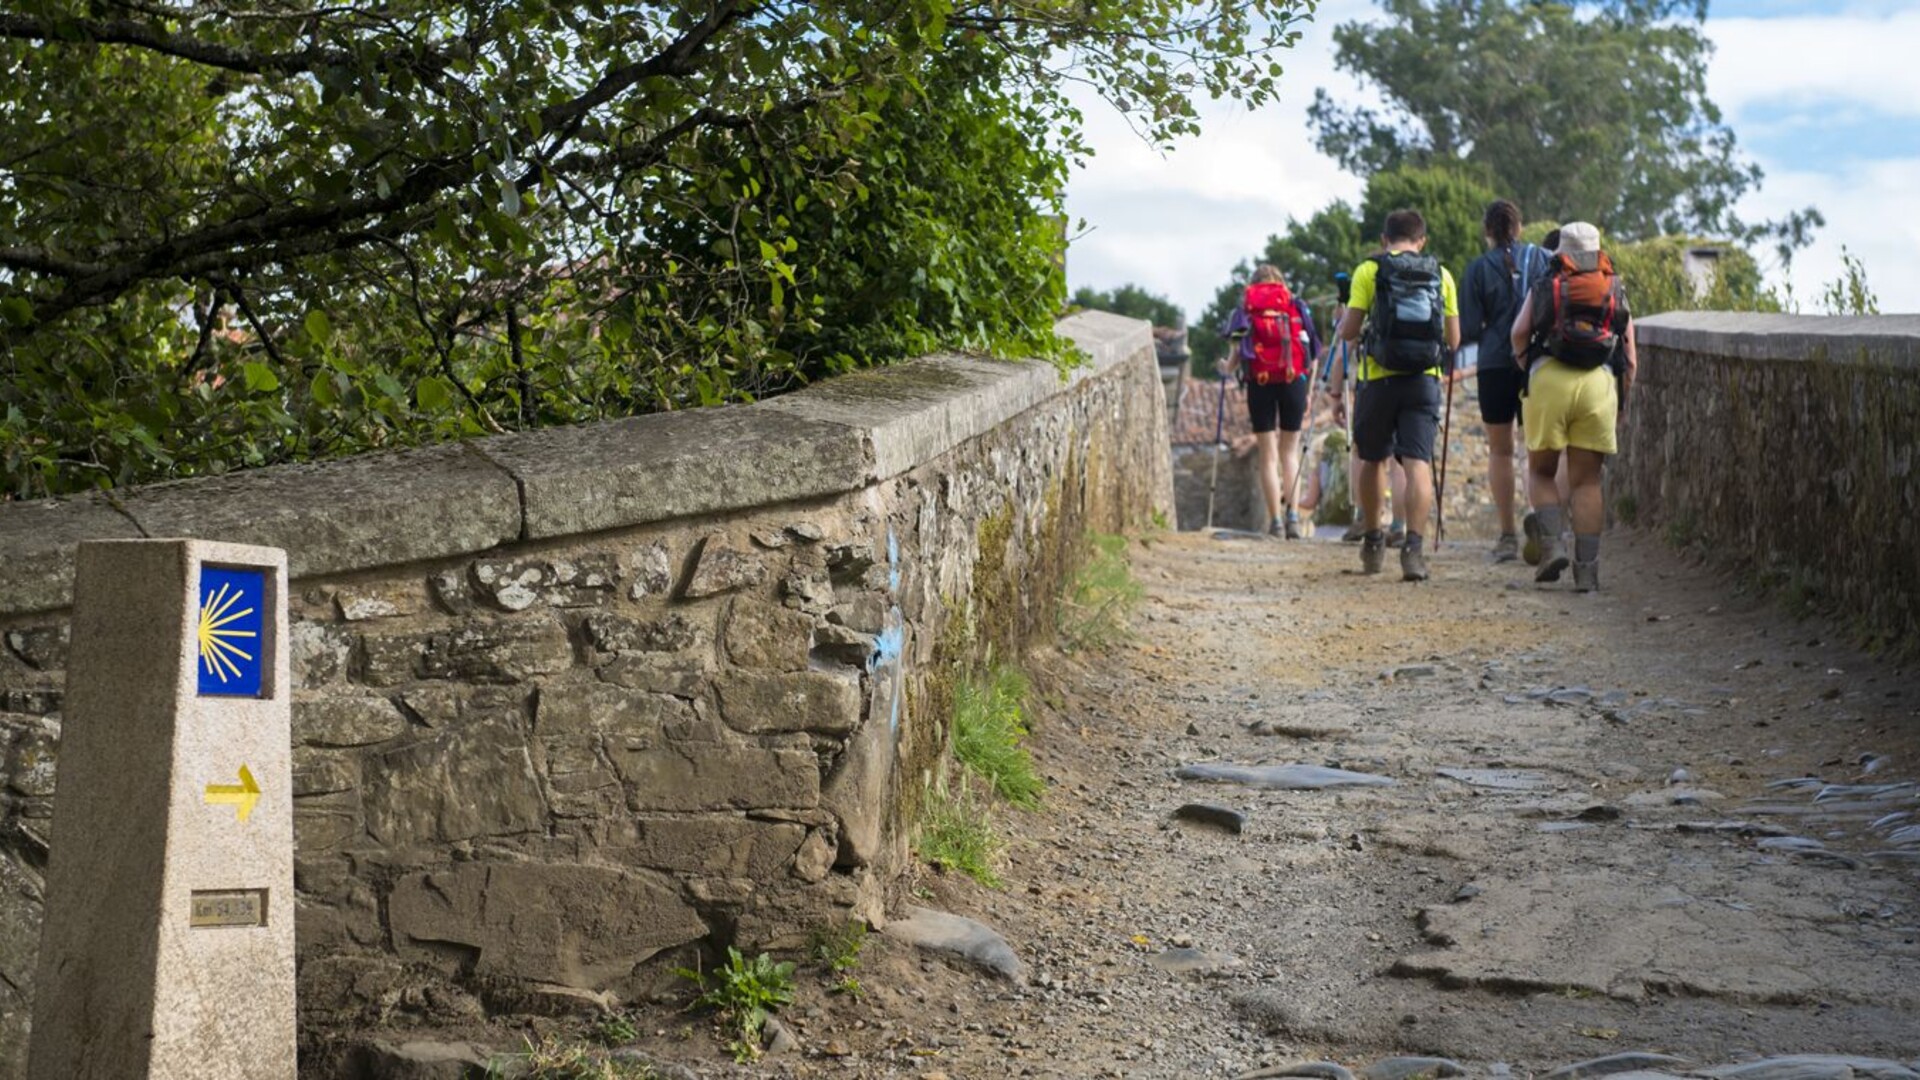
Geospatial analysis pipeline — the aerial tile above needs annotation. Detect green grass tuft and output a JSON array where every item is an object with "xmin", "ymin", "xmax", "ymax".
[
  {"xmin": 808, "ymin": 920, "xmax": 868, "ymax": 973},
  {"xmin": 488, "ymin": 1037, "xmax": 658, "ymax": 1079},
  {"xmin": 953, "ymin": 666, "xmax": 1042, "ymax": 809},
  {"xmin": 914, "ymin": 774, "xmax": 1005, "ymax": 887},
  {"xmin": 1058, "ymin": 531, "xmax": 1143, "ymax": 653}
]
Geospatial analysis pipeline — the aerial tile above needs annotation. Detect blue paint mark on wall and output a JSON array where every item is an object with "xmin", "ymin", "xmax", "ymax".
[
  {"xmin": 868, "ymin": 609, "xmax": 906, "ymax": 734},
  {"xmin": 886, "ymin": 528, "xmax": 901, "ymax": 593}
]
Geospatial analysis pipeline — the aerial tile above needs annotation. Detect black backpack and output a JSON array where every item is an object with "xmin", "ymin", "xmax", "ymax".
[{"xmin": 1365, "ymin": 253, "xmax": 1445, "ymax": 374}]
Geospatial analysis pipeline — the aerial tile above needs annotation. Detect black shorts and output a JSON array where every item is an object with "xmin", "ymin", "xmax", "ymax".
[
  {"xmin": 1246, "ymin": 375, "xmax": 1309, "ymax": 434},
  {"xmin": 1354, "ymin": 375, "xmax": 1441, "ymax": 463},
  {"xmin": 1479, "ymin": 364, "xmax": 1524, "ymax": 426}
]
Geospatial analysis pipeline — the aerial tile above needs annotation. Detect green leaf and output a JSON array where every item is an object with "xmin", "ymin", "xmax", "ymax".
[
  {"xmin": 304, "ymin": 309, "xmax": 331, "ymax": 342},
  {"xmin": 310, "ymin": 372, "xmax": 339, "ymax": 407},
  {"xmin": 416, "ymin": 375, "xmax": 454, "ymax": 411},
  {"xmin": 242, "ymin": 363, "xmax": 281, "ymax": 393}
]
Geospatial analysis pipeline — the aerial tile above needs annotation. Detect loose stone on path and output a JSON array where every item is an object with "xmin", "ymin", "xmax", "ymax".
[
  {"xmin": 1172, "ymin": 802, "xmax": 1247, "ymax": 835},
  {"xmin": 1175, "ymin": 763, "xmax": 1397, "ymax": 790},
  {"xmin": 1543, "ymin": 1053, "xmax": 1693, "ymax": 1080},
  {"xmin": 1237, "ymin": 1061, "xmax": 1360, "ymax": 1080},
  {"xmin": 882, "ymin": 906, "xmax": 1027, "ymax": 983},
  {"xmin": 1360, "ymin": 1057, "xmax": 1468, "ymax": 1080}
]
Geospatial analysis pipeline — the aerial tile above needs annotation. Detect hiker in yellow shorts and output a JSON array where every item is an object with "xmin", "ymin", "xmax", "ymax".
[{"xmin": 1508, "ymin": 222, "xmax": 1637, "ymax": 592}]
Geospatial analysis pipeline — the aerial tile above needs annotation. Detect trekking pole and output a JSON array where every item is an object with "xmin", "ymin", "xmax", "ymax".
[
  {"xmin": 1204, "ymin": 368, "xmax": 1228, "ymax": 530},
  {"xmin": 1436, "ymin": 348, "xmax": 1458, "ymax": 549},
  {"xmin": 1284, "ymin": 350, "xmax": 1323, "ymax": 518}
]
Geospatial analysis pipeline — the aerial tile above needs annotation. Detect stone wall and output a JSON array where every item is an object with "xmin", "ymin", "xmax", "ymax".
[
  {"xmin": 1618, "ymin": 312, "xmax": 1920, "ymax": 650},
  {"xmin": 0, "ymin": 312, "xmax": 1170, "ymax": 1074}
]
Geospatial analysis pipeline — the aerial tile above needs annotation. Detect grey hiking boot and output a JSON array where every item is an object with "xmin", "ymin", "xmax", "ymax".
[
  {"xmin": 1401, "ymin": 544, "xmax": 1430, "ymax": 582},
  {"xmin": 1573, "ymin": 560, "xmax": 1600, "ymax": 593},
  {"xmin": 1521, "ymin": 512, "xmax": 1543, "ymax": 566},
  {"xmin": 1268, "ymin": 518, "xmax": 1286, "ymax": 539},
  {"xmin": 1284, "ymin": 513, "xmax": 1302, "ymax": 540},
  {"xmin": 1341, "ymin": 519, "xmax": 1366, "ymax": 543},
  {"xmin": 1491, "ymin": 533, "xmax": 1519, "ymax": 563},
  {"xmin": 1385, "ymin": 523, "xmax": 1407, "ymax": 548},
  {"xmin": 1535, "ymin": 532, "xmax": 1569, "ymax": 583},
  {"xmin": 1360, "ymin": 531, "xmax": 1386, "ymax": 575}
]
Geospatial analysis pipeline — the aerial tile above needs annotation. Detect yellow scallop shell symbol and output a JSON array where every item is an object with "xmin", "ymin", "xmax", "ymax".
[{"xmin": 197, "ymin": 582, "xmax": 258, "ymax": 684}]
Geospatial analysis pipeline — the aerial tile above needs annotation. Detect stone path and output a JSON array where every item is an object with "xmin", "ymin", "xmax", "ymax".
[{"xmin": 801, "ymin": 527, "xmax": 1920, "ymax": 1078}]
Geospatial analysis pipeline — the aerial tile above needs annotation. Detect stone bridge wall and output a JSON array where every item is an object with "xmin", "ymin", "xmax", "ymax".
[
  {"xmin": 1620, "ymin": 312, "xmax": 1920, "ymax": 651},
  {"xmin": 0, "ymin": 312, "xmax": 1170, "ymax": 1073}
]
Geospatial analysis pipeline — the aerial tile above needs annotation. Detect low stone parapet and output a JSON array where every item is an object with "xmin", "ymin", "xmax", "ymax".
[
  {"xmin": 1619, "ymin": 312, "xmax": 1920, "ymax": 651},
  {"xmin": 0, "ymin": 312, "xmax": 1170, "ymax": 1075}
]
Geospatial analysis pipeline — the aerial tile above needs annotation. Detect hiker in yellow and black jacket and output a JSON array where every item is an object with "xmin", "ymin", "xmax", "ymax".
[{"xmin": 1330, "ymin": 209, "xmax": 1461, "ymax": 582}]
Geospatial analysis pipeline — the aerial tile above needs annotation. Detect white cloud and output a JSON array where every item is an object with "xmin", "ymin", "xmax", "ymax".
[
  {"xmin": 1063, "ymin": 2, "xmax": 1373, "ymax": 319},
  {"xmin": 1708, "ymin": 10, "xmax": 1920, "ymax": 117},
  {"xmin": 1065, "ymin": 2, "xmax": 1920, "ymax": 320},
  {"xmin": 1738, "ymin": 156, "xmax": 1920, "ymax": 313}
]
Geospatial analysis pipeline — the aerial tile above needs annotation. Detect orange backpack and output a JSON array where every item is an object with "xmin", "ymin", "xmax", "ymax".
[{"xmin": 1546, "ymin": 251, "xmax": 1625, "ymax": 370}]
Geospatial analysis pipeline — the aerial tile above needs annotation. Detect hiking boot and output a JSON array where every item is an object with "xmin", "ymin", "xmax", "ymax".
[
  {"xmin": 1341, "ymin": 520, "xmax": 1366, "ymax": 543},
  {"xmin": 1268, "ymin": 518, "xmax": 1286, "ymax": 539},
  {"xmin": 1401, "ymin": 545, "xmax": 1430, "ymax": 582},
  {"xmin": 1360, "ymin": 532, "xmax": 1386, "ymax": 575},
  {"xmin": 1284, "ymin": 513, "xmax": 1302, "ymax": 541},
  {"xmin": 1573, "ymin": 560, "xmax": 1600, "ymax": 593},
  {"xmin": 1491, "ymin": 533, "xmax": 1519, "ymax": 563},
  {"xmin": 1535, "ymin": 532, "xmax": 1569, "ymax": 584},
  {"xmin": 1521, "ymin": 512, "xmax": 1543, "ymax": 566},
  {"xmin": 1385, "ymin": 523, "xmax": 1407, "ymax": 548}
]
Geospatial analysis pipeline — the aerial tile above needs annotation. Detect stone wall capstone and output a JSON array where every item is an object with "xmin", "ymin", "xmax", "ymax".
[
  {"xmin": 0, "ymin": 312, "xmax": 1169, "ymax": 1076},
  {"xmin": 1618, "ymin": 312, "xmax": 1920, "ymax": 651}
]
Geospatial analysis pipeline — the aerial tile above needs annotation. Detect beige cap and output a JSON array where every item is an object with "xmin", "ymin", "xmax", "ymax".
[{"xmin": 1556, "ymin": 221, "xmax": 1601, "ymax": 255}]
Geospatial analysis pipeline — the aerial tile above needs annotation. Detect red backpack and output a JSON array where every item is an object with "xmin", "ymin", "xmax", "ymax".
[{"xmin": 1243, "ymin": 281, "xmax": 1306, "ymax": 384}]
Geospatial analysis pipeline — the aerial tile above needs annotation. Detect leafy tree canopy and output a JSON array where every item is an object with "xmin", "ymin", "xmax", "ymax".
[
  {"xmin": 1071, "ymin": 284, "xmax": 1185, "ymax": 329},
  {"xmin": 1, "ymin": 0, "xmax": 1312, "ymax": 496},
  {"xmin": 1307, "ymin": 0, "xmax": 1820, "ymax": 253}
]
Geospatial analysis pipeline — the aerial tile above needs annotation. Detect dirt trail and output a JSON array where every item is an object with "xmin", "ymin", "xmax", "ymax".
[{"xmin": 752, "ymin": 528, "xmax": 1920, "ymax": 1079}]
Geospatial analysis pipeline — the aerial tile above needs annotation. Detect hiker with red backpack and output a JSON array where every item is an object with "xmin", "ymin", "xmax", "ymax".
[
  {"xmin": 1221, "ymin": 263, "xmax": 1320, "ymax": 538},
  {"xmin": 1331, "ymin": 210, "xmax": 1461, "ymax": 581},
  {"xmin": 1507, "ymin": 222, "xmax": 1637, "ymax": 592}
]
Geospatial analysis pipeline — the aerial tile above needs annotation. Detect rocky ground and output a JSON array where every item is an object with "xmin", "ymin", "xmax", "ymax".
[{"xmin": 370, "ymin": 526, "xmax": 1920, "ymax": 1079}]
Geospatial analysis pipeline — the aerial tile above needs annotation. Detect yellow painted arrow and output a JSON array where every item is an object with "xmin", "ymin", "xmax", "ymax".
[{"xmin": 203, "ymin": 764, "xmax": 261, "ymax": 823}]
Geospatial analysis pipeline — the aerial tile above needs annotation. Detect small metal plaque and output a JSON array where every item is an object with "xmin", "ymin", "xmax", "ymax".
[{"xmin": 190, "ymin": 889, "xmax": 267, "ymax": 929}]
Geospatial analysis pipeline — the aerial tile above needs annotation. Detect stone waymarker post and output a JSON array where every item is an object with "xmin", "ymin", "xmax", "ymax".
[{"xmin": 28, "ymin": 540, "xmax": 295, "ymax": 1079}]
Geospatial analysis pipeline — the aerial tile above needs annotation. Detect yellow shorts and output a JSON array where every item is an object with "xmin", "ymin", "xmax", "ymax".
[{"xmin": 1523, "ymin": 358, "xmax": 1618, "ymax": 454}]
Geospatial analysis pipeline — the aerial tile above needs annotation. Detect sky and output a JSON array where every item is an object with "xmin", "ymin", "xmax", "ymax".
[{"xmin": 1062, "ymin": 0, "xmax": 1920, "ymax": 321}]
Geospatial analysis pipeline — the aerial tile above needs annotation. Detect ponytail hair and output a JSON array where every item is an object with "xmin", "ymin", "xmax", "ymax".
[{"xmin": 1484, "ymin": 200, "xmax": 1522, "ymax": 247}]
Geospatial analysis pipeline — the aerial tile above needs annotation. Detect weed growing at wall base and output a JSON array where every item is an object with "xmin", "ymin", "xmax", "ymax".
[
  {"xmin": 953, "ymin": 665, "xmax": 1043, "ymax": 809},
  {"xmin": 675, "ymin": 947, "xmax": 796, "ymax": 1062},
  {"xmin": 1058, "ymin": 532, "xmax": 1144, "ymax": 653},
  {"xmin": 914, "ymin": 773, "xmax": 1005, "ymax": 887}
]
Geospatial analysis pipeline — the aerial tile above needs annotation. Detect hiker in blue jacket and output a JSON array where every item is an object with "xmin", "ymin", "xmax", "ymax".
[{"xmin": 1460, "ymin": 200, "xmax": 1551, "ymax": 563}]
